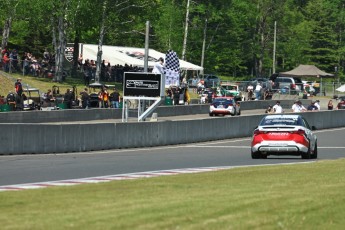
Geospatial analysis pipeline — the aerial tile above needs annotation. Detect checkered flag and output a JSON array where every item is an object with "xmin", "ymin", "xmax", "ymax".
[
  {"xmin": 165, "ymin": 50, "xmax": 180, "ymax": 72},
  {"xmin": 164, "ymin": 50, "xmax": 180, "ymax": 87}
]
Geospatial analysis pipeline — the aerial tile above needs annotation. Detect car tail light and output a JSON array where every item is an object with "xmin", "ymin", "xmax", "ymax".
[
  {"xmin": 291, "ymin": 83, "xmax": 296, "ymax": 89},
  {"xmin": 253, "ymin": 130, "xmax": 266, "ymax": 135},
  {"xmin": 290, "ymin": 129, "xmax": 305, "ymax": 135}
]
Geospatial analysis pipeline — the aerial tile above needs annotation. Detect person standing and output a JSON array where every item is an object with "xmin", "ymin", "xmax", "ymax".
[
  {"xmin": 3, "ymin": 53, "xmax": 10, "ymax": 72},
  {"xmin": 98, "ymin": 86, "xmax": 109, "ymax": 108},
  {"xmin": 247, "ymin": 84, "xmax": 254, "ymax": 100},
  {"xmin": 255, "ymin": 82, "xmax": 262, "ymax": 100},
  {"xmin": 14, "ymin": 78, "xmax": 23, "ymax": 110},
  {"xmin": 15, "ymin": 78, "xmax": 23, "ymax": 97},
  {"xmin": 63, "ymin": 89, "xmax": 74, "ymax": 109},
  {"xmin": 272, "ymin": 100, "xmax": 283, "ymax": 113},
  {"xmin": 109, "ymin": 88, "xmax": 120, "ymax": 108},
  {"xmin": 152, "ymin": 57, "xmax": 164, "ymax": 75},
  {"xmin": 80, "ymin": 88, "xmax": 89, "ymax": 109},
  {"xmin": 327, "ymin": 100, "xmax": 333, "ymax": 110}
]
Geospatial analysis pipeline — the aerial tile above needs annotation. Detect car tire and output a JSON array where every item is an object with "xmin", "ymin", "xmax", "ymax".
[
  {"xmin": 209, "ymin": 113, "xmax": 214, "ymax": 117},
  {"xmin": 311, "ymin": 142, "xmax": 318, "ymax": 159},
  {"xmin": 251, "ymin": 150, "xmax": 261, "ymax": 159},
  {"xmin": 301, "ymin": 144, "xmax": 311, "ymax": 159}
]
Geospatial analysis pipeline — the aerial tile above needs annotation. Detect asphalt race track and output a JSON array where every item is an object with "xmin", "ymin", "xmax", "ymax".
[{"xmin": 0, "ymin": 127, "xmax": 345, "ymax": 187}]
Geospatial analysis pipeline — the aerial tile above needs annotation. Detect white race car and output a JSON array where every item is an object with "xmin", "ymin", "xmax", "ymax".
[
  {"xmin": 251, "ymin": 114, "xmax": 317, "ymax": 159},
  {"xmin": 209, "ymin": 97, "xmax": 240, "ymax": 116}
]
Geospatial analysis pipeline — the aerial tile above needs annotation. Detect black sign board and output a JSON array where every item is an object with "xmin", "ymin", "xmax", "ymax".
[
  {"xmin": 124, "ymin": 72, "xmax": 163, "ymax": 97},
  {"xmin": 64, "ymin": 44, "xmax": 74, "ymax": 62}
]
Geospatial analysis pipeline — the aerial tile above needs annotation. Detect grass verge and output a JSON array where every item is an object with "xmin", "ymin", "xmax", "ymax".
[{"xmin": 1, "ymin": 159, "xmax": 345, "ymax": 229}]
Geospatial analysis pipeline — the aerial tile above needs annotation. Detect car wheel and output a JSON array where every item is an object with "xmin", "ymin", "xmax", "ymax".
[
  {"xmin": 311, "ymin": 142, "xmax": 318, "ymax": 159},
  {"xmin": 209, "ymin": 113, "xmax": 213, "ymax": 117},
  {"xmin": 301, "ymin": 144, "xmax": 311, "ymax": 159},
  {"xmin": 251, "ymin": 150, "xmax": 261, "ymax": 159}
]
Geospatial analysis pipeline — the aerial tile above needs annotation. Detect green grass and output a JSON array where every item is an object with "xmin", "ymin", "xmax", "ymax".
[
  {"xmin": 0, "ymin": 72, "xmax": 124, "ymax": 97},
  {"xmin": 1, "ymin": 159, "xmax": 345, "ymax": 229}
]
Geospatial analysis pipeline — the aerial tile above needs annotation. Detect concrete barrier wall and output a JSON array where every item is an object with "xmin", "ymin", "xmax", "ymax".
[
  {"xmin": 0, "ymin": 99, "xmax": 309, "ymax": 123},
  {"xmin": 1, "ymin": 110, "xmax": 344, "ymax": 155}
]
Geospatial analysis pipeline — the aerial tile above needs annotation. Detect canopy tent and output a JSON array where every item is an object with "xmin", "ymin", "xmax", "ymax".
[
  {"xmin": 336, "ymin": 84, "xmax": 345, "ymax": 93},
  {"xmin": 79, "ymin": 44, "xmax": 203, "ymax": 71},
  {"xmin": 279, "ymin": 64, "xmax": 334, "ymax": 77}
]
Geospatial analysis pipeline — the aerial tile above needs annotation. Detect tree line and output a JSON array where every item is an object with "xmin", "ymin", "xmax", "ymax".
[{"xmin": 1, "ymin": 0, "xmax": 344, "ymax": 82}]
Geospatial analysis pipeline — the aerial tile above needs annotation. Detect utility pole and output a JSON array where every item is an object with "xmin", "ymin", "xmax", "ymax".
[
  {"xmin": 181, "ymin": 0, "xmax": 190, "ymax": 61},
  {"xmin": 272, "ymin": 21, "xmax": 277, "ymax": 74},
  {"xmin": 144, "ymin": 21, "xmax": 150, "ymax": 72}
]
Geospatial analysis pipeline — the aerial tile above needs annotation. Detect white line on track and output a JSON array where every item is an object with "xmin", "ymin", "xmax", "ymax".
[{"xmin": 0, "ymin": 161, "xmax": 315, "ymax": 192}]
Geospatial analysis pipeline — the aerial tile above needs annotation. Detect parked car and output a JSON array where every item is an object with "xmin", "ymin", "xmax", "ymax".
[
  {"xmin": 202, "ymin": 74, "xmax": 220, "ymax": 88},
  {"xmin": 209, "ymin": 97, "xmax": 240, "ymax": 116},
  {"xmin": 220, "ymin": 83, "xmax": 243, "ymax": 101},
  {"xmin": 251, "ymin": 114, "xmax": 318, "ymax": 159},
  {"xmin": 270, "ymin": 76, "xmax": 303, "ymax": 94}
]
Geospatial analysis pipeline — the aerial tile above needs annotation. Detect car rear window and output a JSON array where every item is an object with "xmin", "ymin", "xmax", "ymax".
[
  {"xmin": 213, "ymin": 98, "xmax": 233, "ymax": 104},
  {"xmin": 260, "ymin": 116, "xmax": 303, "ymax": 126}
]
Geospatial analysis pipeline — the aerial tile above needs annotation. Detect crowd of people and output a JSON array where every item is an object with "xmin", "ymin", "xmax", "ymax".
[{"xmin": 265, "ymin": 99, "xmax": 345, "ymax": 114}]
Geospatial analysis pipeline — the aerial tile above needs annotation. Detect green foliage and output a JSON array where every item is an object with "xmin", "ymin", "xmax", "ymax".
[{"xmin": 1, "ymin": 0, "xmax": 344, "ymax": 78}]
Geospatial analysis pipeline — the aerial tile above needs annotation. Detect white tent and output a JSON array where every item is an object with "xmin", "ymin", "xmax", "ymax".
[
  {"xmin": 79, "ymin": 44, "xmax": 203, "ymax": 71},
  {"xmin": 336, "ymin": 84, "xmax": 345, "ymax": 92}
]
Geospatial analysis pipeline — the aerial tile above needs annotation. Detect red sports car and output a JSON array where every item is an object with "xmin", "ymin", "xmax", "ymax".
[{"xmin": 251, "ymin": 114, "xmax": 318, "ymax": 159}]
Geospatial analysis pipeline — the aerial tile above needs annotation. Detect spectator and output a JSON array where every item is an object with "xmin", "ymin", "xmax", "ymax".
[
  {"xmin": 44, "ymin": 89, "xmax": 55, "ymax": 107},
  {"xmin": 328, "ymin": 100, "xmax": 333, "ymax": 110},
  {"xmin": 254, "ymin": 82, "xmax": 262, "ymax": 100},
  {"xmin": 307, "ymin": 101, "xmax": 318, "ymax": 111},
  {"xmin": 109, "ymin": 87, "xmax": 120, "ymax": 108},
  {"xmin": 314, "ymin": 100, "xmax": 321, "ymax": 110},
  {"xmin": 14, "ymin": 78, "xmax": 23, "ymax": 97},
  {"xmin": 83, "ymin": 59, "xmax": 91, "ymax": 85},
  {"xmin": 63, "ymin": 89, "xmax": 74, "ymax": 109},
  {"xmin": 2, "ymin": 53, "xmax": 10, "ymax": 72},
  {"xmin": 247, "ymin": 84, "xmax": 254, "ymax": 100},
  {"xmin": 292, "ymin": 100, "xmax": 307, "ymax": 112},
  {"xmin": 10, "ymin": 49, "xmax": 19, "ymax": 72},
  {"xmin": 173, "ymin": 87, "xmax": 180, "ymax": 105},
  {"xmin": 14, "ymin": 78, "xmax": 23, "ymax": 110},
  {"xmin": 6, "ymin": 91, "xmax": 16, "ymax": 111},
  {"xmin": 336, "ymin": 99, "xmax": 345, "ymax": 110},
  {"xmin": 265, "ymin": 105, "xmax": 273, "ymax": 114},
  {"xmin": 192, "ymin": 76, "xmax": 198, "ymax": 93},
  {"xmin": 98, "ymin": 86, "xmax": 109, "ymax": 108},
  {"xmin": 80, "ymin": 88, "xmax": 89, "ymax": 109},
  {"xmin": 272, "ymin": 100, "xmax": 283, "ymax": 113},
  {"xmin": 152, "ymin": 57, "xmax": 164, "ymax": 75}
]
